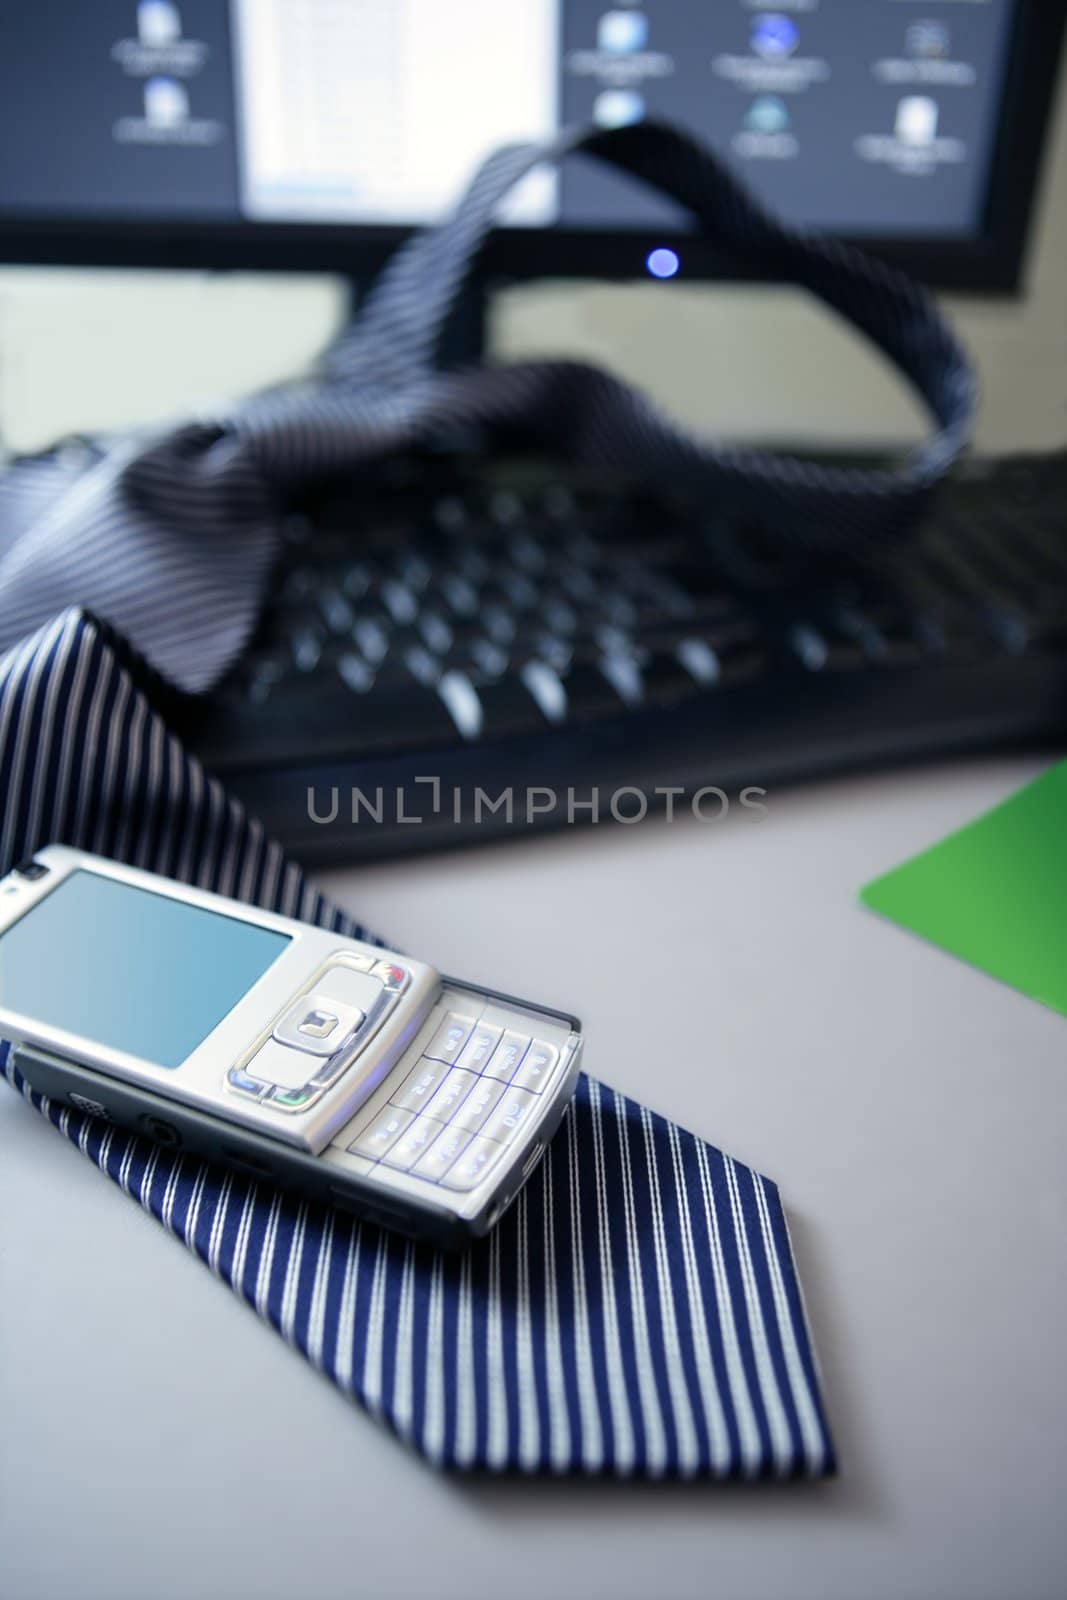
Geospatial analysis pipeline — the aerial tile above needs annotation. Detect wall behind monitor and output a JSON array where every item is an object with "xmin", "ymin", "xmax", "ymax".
[{"xmin": 0, "ymin": 32, "xmax": 1063, "ymax": 459}]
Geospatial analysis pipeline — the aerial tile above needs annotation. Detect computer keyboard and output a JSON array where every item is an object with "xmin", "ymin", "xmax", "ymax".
[{"xmin": 181, "ymin": 446, "xmax": 1067, "ymax": 862}]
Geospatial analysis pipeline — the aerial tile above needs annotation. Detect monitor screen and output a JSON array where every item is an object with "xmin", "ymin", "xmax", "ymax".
[
  {"xmin": 0, "ymin": 869, "xmax": 290, "ymax": 1068},
  {"xmin": 0, "ymin": 0, "xmax": 1054, "ymax": 287}
]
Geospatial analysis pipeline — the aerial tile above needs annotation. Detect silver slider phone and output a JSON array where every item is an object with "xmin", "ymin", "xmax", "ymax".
[{"xmin": 0, "ymin": 846, "xmax": 582, "ymax": 1246}]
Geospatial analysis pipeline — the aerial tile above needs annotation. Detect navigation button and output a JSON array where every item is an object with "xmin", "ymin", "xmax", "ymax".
[
  {"xmin": 273, "ymin": 992, "xmax": 365, "ymax": 1057},
  {"xmin": 348, "ymin": 1105, "xmax": 414, "ymax": 1160},
  {"xmin": 423, "ymin": 1012, "xmax": 478, "ymax": 1065},
  {"xmin": 441, "ymin": 1135, "xmax": 506, "ymax": 1192},
  {"xmin": 511, "ymin": 1040, "xmax": 559, "ymax": 1094}
]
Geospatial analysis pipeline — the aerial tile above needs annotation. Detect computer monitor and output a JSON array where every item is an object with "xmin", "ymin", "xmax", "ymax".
[{"xmin": 0, "ymin": 1, "xmax": 1062, "ymax": 292}]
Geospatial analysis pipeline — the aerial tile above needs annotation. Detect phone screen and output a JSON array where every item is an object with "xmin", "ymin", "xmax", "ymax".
[{"xmin": 0, "ymin": 869, "xmax": 290, "ymax": 1068}]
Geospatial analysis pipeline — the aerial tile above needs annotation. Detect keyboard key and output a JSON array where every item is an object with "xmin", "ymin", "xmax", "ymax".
[
  {"xmin": 423, "ymin": 1012, "xmax": 478, "ymax": 1065},
  {"xmin": 424, "ymin": 1068, "xmax": 478, "ymax": 1123},
  {"xmin": 437, "ymin": 671, "xmax": 483, "ymax": 739},
  {"xmin": 484, "ymin": 1030, "xmax": 530, "ymax": 1084},
  {"xmin": 319, "ymin": 587, "xmax": 356, "ymax": 633},
  {"xmin": 412, "ymin": 1124, "xmax": 473, "ymax": 1183},
  {"xmin": 336, "ymin": 653, "xmax": 375, "ymax": 693},
  {"xmin": 440, "ymin": 1135, "xmax": 507, "ymax": 1192},
  {"xmin": 455, "ymin": 1022, "xmax": 504, "ymax": 1075},
  {"xmin": 381, "ymin": 1115, "xmax": 446, "ymax": 1171},
  {"xmin": 675, "ymin": 637, "xmax": 720, "ymax": 686},
  {"xmin": 482, "ymin": 1087, "xmax": 538, "ymax": 1145},
  {"xmin": 511, "ymin": 1041, "xmax": 559, "ymax": 1094},
  {"xmin": 348, "ymin": 1105, "xmax": 414, "ymax": 1160},
  {"xmin": 451, "ymin": 1075, "xmax": 506, "ymax": 1136},
  {"xmin": 390, "ymin": 1058, "xmax": 449, "ymax": 1112}
]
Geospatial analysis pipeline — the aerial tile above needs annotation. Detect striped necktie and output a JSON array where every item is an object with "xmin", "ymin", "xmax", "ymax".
[
  {"xmin": 0, "ymin": 120, "xmax": 975, "ymax": 692},
  {"xmin": 0, "ymin": 609, "xmax": 834, "ymax": 1477},
  {"xmin": 0, "ymin": 115, "xmax": 973, "ymax": 1476}
]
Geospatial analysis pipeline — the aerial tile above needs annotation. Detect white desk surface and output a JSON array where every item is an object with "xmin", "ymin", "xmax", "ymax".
[{"xmin": 3, "ymin": 759, "xmax": 1066, "ymax": 1600}]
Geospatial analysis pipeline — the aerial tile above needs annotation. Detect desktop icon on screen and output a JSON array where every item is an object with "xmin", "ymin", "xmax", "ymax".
[
  {"xmin": 895, "ymin": 95, "xmax": 939, "ymax": 145},
  {"xmin": 594, "ymin": 90, "xmax": 646, "ymax": 129},
  {"xmin": 144, "ymin": 76, "xmax": 189, "ymax": 129},
  {"xmin": 598, "ymin": 11, "xmax": 649, "ymax": 54},
  {"xmin": 906, "ymin": 19, "xmax": 951, "ymax": 59},
  {"xmin": 745, "ymin": 95, "xmax": 791, "ymax": 135},
  {"xmin": 138, "ymin": 0, "xmax": 182, "ymax": 48},
  {"xmin": 750, "ymin": 13, "xmax": 800, "ymax": 61}
]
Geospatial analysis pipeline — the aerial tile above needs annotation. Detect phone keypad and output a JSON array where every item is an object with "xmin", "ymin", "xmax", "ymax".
[
  {"xmin": 486, "ymin": 1031, "xmax": 530, "ymax": 1082},
  {"xmin": 450, "ymin": 1076, "xmax": 506, "ymax": 1137},
  {"xmin": 349, "ymin": 1105, "xmax": 414, "ymax": 1161},
  {"xmin": 511, "ymin": 1042, "xmax": 558, "ymax": 1094},
  {"xmin": 481, "ymin": 1086, "xmax": 538, "ymax": 1145},
  {"xmin": 390, "ymin": 1058, "xmax": 450, "ymax": 1112},
  {"xmin": 423, "ymin": 1012, "xmax": 478, "ymax": 1065},
  {"xmin": 411, "ymin": 1124, "xmax": 471, "ymax": 1183},
  {"xmin": 454, "ymin": 1022, "xmax": 503, "ymax": 1075},
  {"xmin": 347, "ymin": 1000, "xmax": 567, "ymax": 1192},
  {"xmin": 440, "ymin": 1136, "xmax": 506, "ymax": 1192},
  {"xmin": 423, "ymin": 1067, "xmax": 477, "ymax": 1122},
  {"xmin": 381, "ymin": 1115, "xmax": 445, "ymax": 1172}
]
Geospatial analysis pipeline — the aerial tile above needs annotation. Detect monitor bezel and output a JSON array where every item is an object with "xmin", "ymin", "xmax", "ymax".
[{"xmin": 0, "ymin": 0, "xmax": 1061, "ymax": 295}]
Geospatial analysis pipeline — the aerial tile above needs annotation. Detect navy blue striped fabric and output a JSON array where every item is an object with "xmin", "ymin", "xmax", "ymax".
[
  {"xmin": 0, "ymin": 119, "xmax": 918, "ymax": 1476},
  {"xmin": 0, "ymin": 119, "xmax": 975, "ymax": 692},
  {"xmin": 0, "ymin": 610, "xmax": 834, "ymax": 1477}
]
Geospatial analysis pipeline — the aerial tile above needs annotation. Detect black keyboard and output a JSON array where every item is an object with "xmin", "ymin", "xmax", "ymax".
[{"xmin": 180, "ymin": 447, "xmax": 1067, "ymax": 862}]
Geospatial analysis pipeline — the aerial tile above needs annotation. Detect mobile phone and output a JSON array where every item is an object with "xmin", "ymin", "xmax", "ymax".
[{"xmin": 0, "ymin": 846, "xmax": 582, "ymax": 1246}]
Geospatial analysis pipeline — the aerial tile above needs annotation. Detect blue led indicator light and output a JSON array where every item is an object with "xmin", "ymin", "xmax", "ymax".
[{"xmin": 646, "ymin": 248, "xmax": 680, "ymax": 279}]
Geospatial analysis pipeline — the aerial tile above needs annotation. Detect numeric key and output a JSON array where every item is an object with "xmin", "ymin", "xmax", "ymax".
[
  {"xmin": 390, "ymin": 1058, "xmax": 448, "ymax": 1111},
  {"xmin": 348, "ymin": 1105, "xmax": 414, "ymax": 1161},
  {"xmin": 511, "ymin": 1040, "xmax": 559, "ymax": 1093},
  {"xmin": 482, "ymin": 1087, "xmax": 537, "ymax": 1144},
  {"xmin": 455, "ymin": 1022, "xmax": 503, "ymax": 1074},
  {"xmin": 424, "ymin": 1068, "xmax": 478, "ymax": 1123},
  {"xmin": 423, "ymin": 1012, "xmax": 477, "ymax": 1065}
]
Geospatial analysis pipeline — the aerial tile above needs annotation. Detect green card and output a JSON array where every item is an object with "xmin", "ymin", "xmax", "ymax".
[{"xmin": 861, "ymin": 761, "xmax": 1067, "ymax": 1016}]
